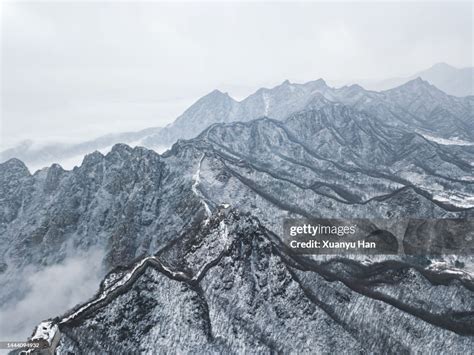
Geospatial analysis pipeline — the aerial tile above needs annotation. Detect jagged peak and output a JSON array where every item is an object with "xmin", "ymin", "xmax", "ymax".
[
  {"xmin": 82, "ymin": 150, "xmax": 105, "ymax": 165},
  {"xmin": 0, "ymin": 157, "xmax": 28, "ymax": 169},
  {"xmin": 384, "ymin": 76, "xmax": 448, "ymax": 96},
  {"xmin": 50, "ymin": 163, "xmax": 63, "ymax": 169},
  {"xmin": 202, "ymin": 89, "xmax": 234, "ymax": 101},
  {"xmin": 395, "ymin": 77, "xmax": 431, "ymax": 90},
  {"xmin": 305, "ymin": 78, "xmax": 328, "ymax": 88},
  {"xmin": 177, "ymin": 89, "xmax": 235, "ymax": 117},
  {"xmin": 47, "ymin": 163, "xmax": 65, "ymax": 173},
  {"xmin": 104, "ymin": 144, "xmax": 160, "ymax": 163},
  {"xmin": 83, "ymin": 144, "xmax": 154, "ymax": 168},
  {"xmin": 0, "ymin": 157, "xmax": 30, "ymax": 176},
  {"xmin": 208, "ymin": 88, "xmax": 227, "ymax": 96},
  {"xmin": 110, "ymin": 143, "xmax": 133, "ymax": 154}
]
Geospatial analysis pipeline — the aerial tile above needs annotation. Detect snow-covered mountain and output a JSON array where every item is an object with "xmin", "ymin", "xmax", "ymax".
[
  {"xmin": 2, "ymin": 76, "xmax": 472, "ymax": 172},
  {"xmin": 1, "ymin": 95, "xmax": 473, "ymax": 351},
  {"xmin": 55, "ymin": 209, "xmax": 473, "ymax": 353}
]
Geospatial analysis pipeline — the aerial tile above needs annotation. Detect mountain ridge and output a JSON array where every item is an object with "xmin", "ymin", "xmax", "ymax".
[{"xmin": 3, "ymin": 74, "xmax": 472, "ymax": 171}]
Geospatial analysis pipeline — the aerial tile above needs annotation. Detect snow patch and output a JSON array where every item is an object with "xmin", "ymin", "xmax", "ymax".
[
  {"xmin": 192, "ymin": 154, "xmax": 212, "ymax": 217},
  {"xmin": 427, "ymin": 261, "xmax": 473, "ymax": 280},
  {"xmin": 263, "ymin": 92, "xmax": 270, "ymax": 116},
  {"xmin": 432, "ymin": 191, "xmax": 474, "ymax": 209},
  {"xmin": 419, "ymin": 133, "xmax": 474, "ymax": 146},
  {"xmin": 31, "ymin": 321, "xmax": 58, "ymax": 345}
]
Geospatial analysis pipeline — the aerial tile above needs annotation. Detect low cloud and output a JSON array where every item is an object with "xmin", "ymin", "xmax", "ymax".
[{"xmin": 0, "ymin": 249, "xmax": 105, "ymax": 341}]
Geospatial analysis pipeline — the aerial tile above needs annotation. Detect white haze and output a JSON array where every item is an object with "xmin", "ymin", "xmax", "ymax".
[
  {"xmin": 1, "ymin": 1, "xmax": 472, "ymax": 149},
  {"xmin": 0, "ymin": 249, "xmax": 105, "ymax": 342}
]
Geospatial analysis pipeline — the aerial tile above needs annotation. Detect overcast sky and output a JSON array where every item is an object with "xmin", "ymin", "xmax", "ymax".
[{"xmin": 1, "ymin": 1, "xmax": 472, "ymax": 149}]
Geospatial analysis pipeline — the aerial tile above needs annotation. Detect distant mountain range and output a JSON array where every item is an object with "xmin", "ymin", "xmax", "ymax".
[
  {"xmin": 1, "ymin": 64, "xmax": 473, "ymax": 171},
  {"xmin": 343, "ymin": 63, "xmax": 474, "ymax": 97}
]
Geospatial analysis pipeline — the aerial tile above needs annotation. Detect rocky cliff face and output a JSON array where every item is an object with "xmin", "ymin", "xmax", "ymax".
[{"xmin": 1, "ymin": 96, "xmax": 473, "ymax": 352}]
